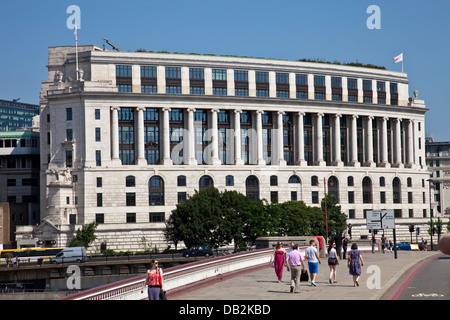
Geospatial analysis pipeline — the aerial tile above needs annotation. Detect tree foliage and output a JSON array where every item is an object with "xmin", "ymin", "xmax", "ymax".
[
  {"xmin": 68, "ymin": 222, "xmax": 98, "ymax": 248},
  {"xmin": 165, "ymin": 188, "xmax": 346, "ymax": 249}
]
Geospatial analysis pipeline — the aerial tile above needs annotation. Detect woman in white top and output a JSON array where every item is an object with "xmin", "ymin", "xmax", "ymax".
[{"xmin": 327, "ymin": 241, "xmax": 339, "ymax": 283}]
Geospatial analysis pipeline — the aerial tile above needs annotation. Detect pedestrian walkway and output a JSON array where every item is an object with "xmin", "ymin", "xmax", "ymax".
[{"xmin": 173, "ymin": 250, "xmax": 439, "ymax": 300}]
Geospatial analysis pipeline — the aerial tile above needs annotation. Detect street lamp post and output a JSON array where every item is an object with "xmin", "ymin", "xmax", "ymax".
[{"xmin": 427, "ymin": 179, "xmax": 434, "ymax": 250}]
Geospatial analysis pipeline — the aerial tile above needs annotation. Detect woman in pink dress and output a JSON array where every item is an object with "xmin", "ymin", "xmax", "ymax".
[{"xmin": 270, "ymin": 241, "xmax": 286, "ymax": 283}]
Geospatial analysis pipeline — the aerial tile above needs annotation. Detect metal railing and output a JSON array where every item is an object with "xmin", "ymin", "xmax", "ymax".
[{"xmin": 59, "ymin": 248, "xmax": 273, "ymax": 300}]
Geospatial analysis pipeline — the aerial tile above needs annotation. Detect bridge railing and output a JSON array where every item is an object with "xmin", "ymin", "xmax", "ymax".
[{"xmin": 59, "ymin": 248, "xmax": 273, "ymax": 300}]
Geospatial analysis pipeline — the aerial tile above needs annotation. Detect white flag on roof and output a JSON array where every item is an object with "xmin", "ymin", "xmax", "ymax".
[{"xmin": 393, "ymin": 53, "xmax": 403, "ymax": 64}]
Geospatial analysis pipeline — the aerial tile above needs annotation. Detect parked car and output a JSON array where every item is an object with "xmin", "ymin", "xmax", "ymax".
[
  {"xmin": 182, "ymin": 245, "xmax": 214, "ymax": 258},
  {"xmin": 396, "ymin": 242, "xmax": 419, "ymax": 251}
]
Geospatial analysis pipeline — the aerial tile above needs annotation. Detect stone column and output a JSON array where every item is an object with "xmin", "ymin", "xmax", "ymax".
[
  {"xmin": 162, "ymin": 107, "xmax": 172, "ymax": 165},
  {"xmin": 234, "ymin": 110, "xmax": 244, "ymax": 165},
  {"xmin": 187, "ymin": 108, "xmax": 197, "ymax": 165},
  {"xmin": 393, "ymin": 118, "xmax": 403, "ymax": 167},
  {"xmin": 256, "ymin": 110, "xmax": 266, "ymax": 165},
  {"xmin": 350, "ymin": 115, "xmax": 359, "ymax": 167},
  {"xmin": 210, "ymin": 109, "xmax": 221, "ymax": 165},
  {"xmin": 333, "ymin": 114, "xmax": 343, "ymax": 166},
  {"xmin": 296, "ymin": 112, "xmax": 306, "ymax": 166},
  {"xmin": 365, "ymin": 116, "xmax": 375, "ymax": 167},
  {"xmin": 136, "ymin": 107, "xmax": 146, "ymax": 166},
  {"xmin": 277, "ymin": 111, "xmax": 286, "ymax": 166},
  {"xmin": 380, "ymin": 117, "xmax": 390, "ymax": 167},
  {"xmin": 315, "ymin": 113, "xmax": 325, "ymax": 166},
  {"xmin": 407, "ymin": 119, "xmax": 414, "ymax": 167},
  {"xmin": 110, "ymin": 106, "xmax": 121, "ymax": 165}
]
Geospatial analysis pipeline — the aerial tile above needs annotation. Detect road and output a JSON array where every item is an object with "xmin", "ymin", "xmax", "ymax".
[{"xmin": 384, "ymin": 253, "xmax": 450, "ymax": 300}]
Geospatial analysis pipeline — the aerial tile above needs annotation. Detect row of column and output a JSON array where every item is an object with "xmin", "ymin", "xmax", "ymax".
[{"xmin": 109, "ymin": 107, "xmax": 415, "ymax": 167}]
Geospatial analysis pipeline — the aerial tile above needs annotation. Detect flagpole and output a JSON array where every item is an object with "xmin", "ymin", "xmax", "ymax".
[
  {"xmin": 75, "ymin": 25, "xmax": 79, "ymax": 80},
  {"xmin": 401, "ymin": 51, "xmax": 403, "ymax": 73}
]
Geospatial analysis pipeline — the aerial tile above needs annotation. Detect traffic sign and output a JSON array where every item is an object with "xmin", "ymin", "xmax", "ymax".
[{"xmin": 366, "ymin": 210, "xmax": 395, "ymax": 230}]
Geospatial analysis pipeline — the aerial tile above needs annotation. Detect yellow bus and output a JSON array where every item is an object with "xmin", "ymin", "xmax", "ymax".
[{"xmin": 0, "ymin": 248, "xmax": 64, "ymax": 264}]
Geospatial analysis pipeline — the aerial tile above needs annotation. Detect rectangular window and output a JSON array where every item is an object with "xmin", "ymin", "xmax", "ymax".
[
  {"xmin": 189, "ymin": 68, "xmax": 204, "ymax": 80},
  {"xmin": 314, "ymin": 75, "xmax": 325, "ymax": 87},
  {"xmin": 166, "ymin": 86, "xmax": 181, "ymax": 94},
  {"xmin": 256, "ymin": 71, "xmax": 268, "ymax": 83},
  {"xmin": 256, "ymin": 89, "xmax": 269, "ymax": 97},
  {"xmin": 212, "ymin": 69, "xmax": 227, "ymax": 80},
  {"xmin": 96, "ymin": 214, "xmax": 104, "ymax": 224},
  {"xmin": 66, "ymin": 129, "xmax": 73, "ymax": 141},
  {"xmin": 348, "ymin": 191, "xmax": 354, "ymax": 204},
  {"xmin": 380, "ymin": 191, "xmax": 386, "ymax": 204},
  {"xmin": 276, "ymin": 72, "xmax": 289, "ymax": 84},
  {"xmin": 312, "ymin": 191, "xmax": 319, "ymax": 204},
  {"xmin": 331, "ymin": 77, "xmax": 342, "ymax": 88},
  {"xmin": 296, "ymin": 74, "xmax": 307, "ymax": 85},
  {"xmin": 96, "ymin": 150, "xmax": 101, "ymax": 166},
  {"xmin": 95, "ymin": 128, "xmax": 101, "ymax": 142},
  {"xmin": 66, "ymin": 108, "xmax": 72, "ymax": 121},
  {"xmin": 141, "ymin": 66, "xmax": 157, "ymax": 78},
  {"xmin": 66, "ymin": 150, "xmax": 73, "ymax": 167},
  {"xmin": 291, "ymin": 191, "xmax": 297, "ymax": 201},
  {"xmin": 234, "ymin": 70, "xmax": 248, "ymax": 82},
  {"xmin": 142, "ymin": 85, "xmax": 157, "ymax": 93},
  {"xmin": 126, "ymin": 213, "xmax": 136, "ymax": 223},
  {"xmin": 149, "ymin": 212, "xmax": 165, "ymax": 223},
  {"xmin": 347, "ymin": 78, "xmax": 357, "ymax": 89},
  {"xmin": 117, "ymin": 84, "xmax": 132, "ymax": 92},
  {"xmin": 166, "ymin": 67, "xmax": 181, "ymax": 79},
  {"xmin": 314, "ymin": 92, "xmax": 325, "ymax": 100},
  {"xmin": 97, "ymin": 193, "xmax": 103, "ymax": 207},
  {"xmin": 178, "ymin": 192, "xmax": 187, "ymax": 203},
  {"xmin": 377, "ymin": 81, "xmax": 385, "ymax": 92},
  {"xmin": 97, "ymin": 177, "xmax": 102, "ymax": 188},
  {"xmin": 116, "ymin": 65, "xmax": 132, "ymax": 77},
  {"xmin": 213, "ymin": 87, "xmax": 227, "ymax": 96},
  {"xmin": 363, "ymin": 80, "xmax": 372, "ymax": 90},
  {"xmin": 271, "ymin": 191, "xmax": 278, "ymax": 203},
  {"xmin": 235, "ymin": 88, "xmax": 248, "ymax": 96},
  {"xmin": 95, "ymin": 109, "xmax": 101, "ymax": 120},
  {"xmin": 126, "ymin": 193, "xmax": 136, "ymax": 206}
]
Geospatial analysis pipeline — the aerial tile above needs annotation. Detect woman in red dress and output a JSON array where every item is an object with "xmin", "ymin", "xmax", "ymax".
[{"xmin": 270, "ymin": 241, "xmax": 286, "ymax": 283}]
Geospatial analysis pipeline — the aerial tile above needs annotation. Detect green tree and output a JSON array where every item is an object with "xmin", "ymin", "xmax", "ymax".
[
  {"xmin": 321, "ymin": 194, "xmax": 347, "ymax": 239},
  {"xmin": 68, "ymin": 222, "xmax": 98, "ymax": 248}
]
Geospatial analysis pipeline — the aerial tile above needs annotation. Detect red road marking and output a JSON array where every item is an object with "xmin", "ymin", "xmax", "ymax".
[{"xmin": 387, "ymin": 254, "xmax": 443, "ymax": 300}]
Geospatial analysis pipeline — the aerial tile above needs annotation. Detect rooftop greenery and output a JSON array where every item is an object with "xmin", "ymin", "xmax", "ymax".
[{"xmin": 134, "ymin": 49, "xmax": 386, "ymax": 70}]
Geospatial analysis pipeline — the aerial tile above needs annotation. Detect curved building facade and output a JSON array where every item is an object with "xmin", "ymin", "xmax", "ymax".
[{"xmin": 18, "ymin": 45, "xmax": 432, "ymax": 251}]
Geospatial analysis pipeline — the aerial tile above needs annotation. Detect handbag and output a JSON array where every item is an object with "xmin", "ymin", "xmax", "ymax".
[
  {"xmin": 157, "ymin": 268, "xmax": 167, "ymax": 300},
  {"xmin": 300, "ymin": 269, "xmax": 309, "ymax": 282}
]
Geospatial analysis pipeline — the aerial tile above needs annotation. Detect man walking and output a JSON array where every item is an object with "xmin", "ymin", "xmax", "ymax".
[{"xmin": 285, "ymin": 244, "xmax": 305, "ymax": 293}]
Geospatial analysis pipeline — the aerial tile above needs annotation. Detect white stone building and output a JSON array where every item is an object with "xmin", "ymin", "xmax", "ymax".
[{"xmin": 16, "ymin": 45, "xmax": 435, "ymax": 252}]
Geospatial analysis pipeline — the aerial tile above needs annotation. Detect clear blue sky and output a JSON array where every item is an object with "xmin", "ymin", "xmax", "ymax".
[{"xmin": 1, "ymin": 0, "xmax": 449, "ymax": 141}]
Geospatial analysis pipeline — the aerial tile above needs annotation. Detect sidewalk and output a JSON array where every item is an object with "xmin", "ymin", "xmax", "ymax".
[{"xmin": 173, "ymin": 250, "xmax": 439, "ymax": 300}]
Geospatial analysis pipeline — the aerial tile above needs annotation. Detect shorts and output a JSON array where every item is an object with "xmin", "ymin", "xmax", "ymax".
[{"xmin": 308, "ymin": 261, "xmax": 318, "ymax": 274}]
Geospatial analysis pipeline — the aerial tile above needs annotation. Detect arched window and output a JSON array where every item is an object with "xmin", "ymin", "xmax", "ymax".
[
  {"xmin": 328, "ymin": 176, "xmax": 339, "ymax": 202},
  {"xmin": 379, "ymin": 177, "xmax": 385, "ymax": 187},
  {"xmin": 246, "ymin": 175, "xmax": 259, "ymax": 201},
  {"xmin": 362, "ymin": 177, "xmax": 372, "ymax": 204},
  {"xmin": 149, "ymin": 176, "xmax": 164, "ymax": 206},
  {"xmin": 311, "ymin": 175, "xmax": 319, "ymax": 186},
  {"xmin": 126, "ymin": 175, "xmax": 135, "ymax": 187},
  {"xmin": 393, "ymin": 177, "xmax": 401, "ymax": 203},
  {"xmin": 199, "ymin": 175, "xmax": 214, "ymax": 190},
  {"xmin": 288, "ymin": 175, "xmax": 301, "ymax": 184}
]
